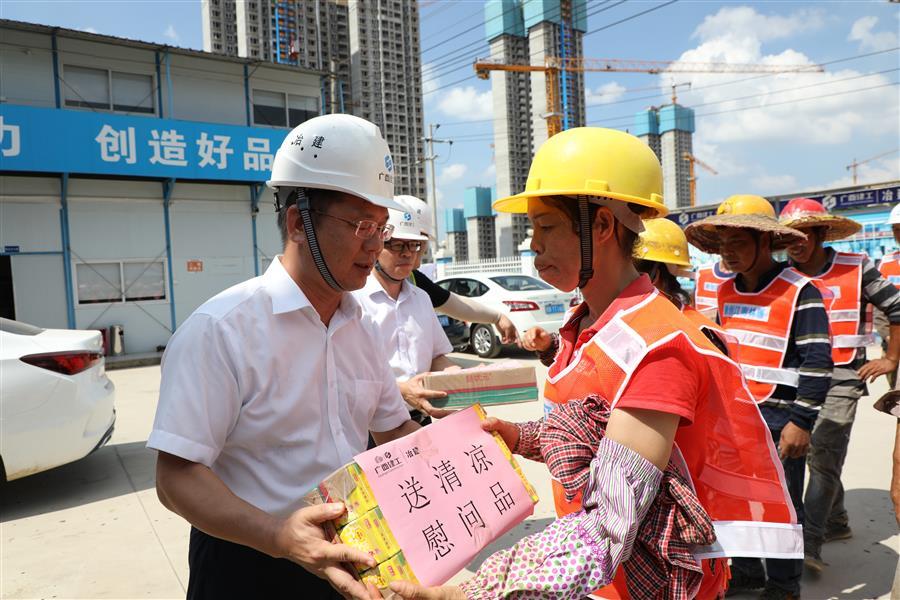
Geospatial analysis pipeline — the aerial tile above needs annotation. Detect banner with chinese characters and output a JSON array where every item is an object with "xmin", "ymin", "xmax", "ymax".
[
  {"xmin": 0, "ymin": 104, "xmax": 286, "ymax": 182},
  {"xmin": 354, "ymin": 406, "xmax": 536, "ymax": 587}
]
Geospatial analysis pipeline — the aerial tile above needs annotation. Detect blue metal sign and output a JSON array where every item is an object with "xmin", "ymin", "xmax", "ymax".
[
  {"xmin": 0, "ymin": 104, "xmax": 289, "ymax": 182},
  {"xmin": 668, "ymin": 184, "xmax": 900, "ymax": 227}
]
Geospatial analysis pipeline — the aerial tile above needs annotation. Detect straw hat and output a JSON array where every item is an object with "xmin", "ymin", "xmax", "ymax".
[
  {"xmin": 684, "ymin": 194, "xmax": 807, "ymax": 254},
  {"xmin": 778, "ymin": 197, "xmax": 861, "ymax": 241}
]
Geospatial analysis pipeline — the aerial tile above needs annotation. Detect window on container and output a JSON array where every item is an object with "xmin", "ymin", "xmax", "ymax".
[
  {"xmin": 253, "ymin": 89, "xmax": 287, "ymax": 127},
  {"xmin": 76, "ymin": 262, "xmax": 121, "ymax": 304},
  {"xmin": 112, "ymin": 72, "xmax": 154, "ymax": 114},
  {"xmin": 123, "ymin": 262, "xmax": 166, "ymax": 302},
  {"xmin": 288, "ymin": 94, "xmax": 318, "ymax": 127},
  {"xmin": 64, "ymin": 65, "xmax": 110, "ymax": 110}
]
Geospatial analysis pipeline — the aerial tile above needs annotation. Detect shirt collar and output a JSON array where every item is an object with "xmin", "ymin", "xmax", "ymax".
[
  {"xmin": 561, "ymin": 274, "xmax": 655, "ymax": 343},
  {"xmin": 735, "ymin": 261, "xmax": 788, "ymax": 293},
  {"xmin": 363, "ymin": 273, "xmax": 411, "ymax": 303},
  {"xmin": 264, "ymin": 255, "xmax": 361, "ymax": 320}
]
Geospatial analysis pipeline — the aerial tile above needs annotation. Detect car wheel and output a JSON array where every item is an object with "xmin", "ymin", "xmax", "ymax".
[{"xmin": 470, "ymin": 324, "xmax": 501, "ymax": 358}]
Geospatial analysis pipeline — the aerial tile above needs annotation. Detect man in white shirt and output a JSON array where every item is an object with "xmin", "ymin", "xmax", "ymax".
[
  {"xmin": 354, "ymin": 204, "xmax": 457, "ymax": 425},
  {"xmin": 148, "ymin": 114, "xmax": 419, "ymax": 600}
]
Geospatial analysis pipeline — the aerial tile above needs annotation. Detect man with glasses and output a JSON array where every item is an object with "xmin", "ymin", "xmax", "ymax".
[
  {"xmin": 354, "ymin": 206, "xmax": 458, "ymax": 426},
  {"xmin": 148, "ymin": 114, "xmax": 419, "ymax": 600}
]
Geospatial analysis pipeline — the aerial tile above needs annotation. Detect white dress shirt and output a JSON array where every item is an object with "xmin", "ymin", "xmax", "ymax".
[
  {"xmin": 147, "ymin": 257, "xmax": 409, "ymax": 517},
  {"xmin": 353, "ymin": 274, "xmax": 453, "ymax": 381}
]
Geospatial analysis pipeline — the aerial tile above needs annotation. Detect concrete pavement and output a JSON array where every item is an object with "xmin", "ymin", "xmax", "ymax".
[{"xmin": 1, "ymin": 354, "xmax": 898, "ymax": 599}]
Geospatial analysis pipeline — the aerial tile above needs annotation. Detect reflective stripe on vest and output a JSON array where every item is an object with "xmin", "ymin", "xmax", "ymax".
[
  {"xmin": 818, "ymin": 252, "xmax": 872, "ymax": 365},
  {"xmin": 717, "ymin": 268, "xmax": 809, "ymax": 403},
  {"xmin": 879, "ymin": 251, "xmax": 900, "ymax": 291},
  {"xmin": 694, "ymin": 263, "xmax": 734, "ymax": 311},
  {"xmin": 543, "ymin": 289, "xmax": 801, "ymax": 562}
]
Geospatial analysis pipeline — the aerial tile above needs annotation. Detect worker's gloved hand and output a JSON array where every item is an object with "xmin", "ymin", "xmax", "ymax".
[
  {"xmin": 520, "ymin": 326, "xmax": 552, "ymax": 352},
  {"xmin": 778, "ymin": 422, "xmax": 811, "ymax": 459},
  {"xmin": 495, "ymin": 314, "xmax": 519, "ymax": 344},
  {"xmin": 398, "ymin": 374, "xmax": 453, "ymax": 418}
]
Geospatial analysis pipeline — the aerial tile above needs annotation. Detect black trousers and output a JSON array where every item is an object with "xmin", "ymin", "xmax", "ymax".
[{"xmin": 186, "ymin": 527, "xmax": 343, "ymax": 600}]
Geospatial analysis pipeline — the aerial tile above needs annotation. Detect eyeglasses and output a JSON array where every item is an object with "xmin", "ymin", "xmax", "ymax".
[
  {"xmin": 310, "ymin": 210, "xmax": 394, "ymax": 241},
  {"xmin": 384, "ymin": 239, "xmax": 424, "ymax": 254}
]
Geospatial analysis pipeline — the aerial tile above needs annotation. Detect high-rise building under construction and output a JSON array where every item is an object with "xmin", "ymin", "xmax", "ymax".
[
  {"xmin": 634, "ymin": 102, "xmax": 696, "ymax": 210},
  {"xmin": 484, "ymin": 0, "xmax": 587, "ymax": 257},
  {"xmin": 201, "ymin": 0, "xmax": 425, "ymax": 198}
]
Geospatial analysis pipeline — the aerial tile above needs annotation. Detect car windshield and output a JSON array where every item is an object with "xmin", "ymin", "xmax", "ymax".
[
  {"xmin": 489, "ymin": 275, "xmax": 552, "ymax": 291},
  {"xmin": 0, "ymin": 317, "xmax": 45, "ymax": 336}
]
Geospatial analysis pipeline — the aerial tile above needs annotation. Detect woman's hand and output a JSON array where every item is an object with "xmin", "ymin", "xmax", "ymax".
[
  {"xmin": 520, "ymin": 326, "xmax": 552, "ymax": 352},
  {"xmin": 388, "ymin": 581, "xmax": 467, "ymax": 600},
  {"xmin": 481, "ymin": 416, "xmax": 520, "ymax": 451}
]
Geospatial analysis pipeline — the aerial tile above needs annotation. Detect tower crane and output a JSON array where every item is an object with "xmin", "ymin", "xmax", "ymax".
[
  {"xmin": 846, "ymin": 149, "xmax": 899, "ymax": 184},
  {"xmin": 474, "ymin": 57, "xmax": 824, "ymax": 137},
  {"xmin": 683, "ymin": 152, "xmax": 718, "ymax": 208}
]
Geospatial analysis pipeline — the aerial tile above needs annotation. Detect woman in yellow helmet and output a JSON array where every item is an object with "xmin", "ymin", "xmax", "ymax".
[{"xmin": 389, "ymin": 128, "xmax": 796, "ymax": 600}]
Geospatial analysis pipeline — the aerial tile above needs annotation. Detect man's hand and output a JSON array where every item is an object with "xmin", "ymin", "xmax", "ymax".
[
  {"xmin": 481, "ymin": 416, "xmax": 520, "ymax": 451},
  {"xmin": 388, "ymin": 581, "xmax": 467, "ymax": 600},
  {"xmin": 495, "ymin": 314, "xmax": 519, "ymax": 344},
  {"xmin": 274, "ymin": 503, "xmax": 375, "ymax": 600},
  {"xmin": 399, "ymin": 374, "xmax": 453, "ymax": 418},
  {"xmin": 858, "ymin": 357, "xmax": 900, "ymax": 383},
  {"xmin": 779, "ymin": 422, "xmax": 811, "ymax": 459},
  {"xmin": 520, "ymin": 326, "xmax": 552, "ymax": 352}
]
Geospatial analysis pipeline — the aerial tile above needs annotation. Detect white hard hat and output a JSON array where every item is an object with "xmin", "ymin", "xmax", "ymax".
[
  {"xmin": 890, "ymin": 204, "xmax": 900, "ymax": 225},
  {"xmin": 388, "ymin": 206, "xmax": 429, "ymax": 241},
  {"xmin": 267, "ymin": 114, "xmax": 404, "ymax": 211},
  {"xmin": 395, "ymin": 195, "xmax": 434, "ymax": 239}
]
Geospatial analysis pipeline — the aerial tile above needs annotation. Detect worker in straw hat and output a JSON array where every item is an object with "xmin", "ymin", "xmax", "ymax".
[
  {"xmin": 390, "ymin": 128, "xmax": 798, "ymax": 600},
  {"xmin": 778, "ymin": 197, "xmax": 900, "ymax": 573},
  {"xmin": 685, "ymin": 194, "xmax": 833, "ymax": 600}
]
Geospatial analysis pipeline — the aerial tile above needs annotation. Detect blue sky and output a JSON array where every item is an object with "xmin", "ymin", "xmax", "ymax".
[{"xmin": 2, "ymin": 0, "xmax": 898, "ymax": 237}]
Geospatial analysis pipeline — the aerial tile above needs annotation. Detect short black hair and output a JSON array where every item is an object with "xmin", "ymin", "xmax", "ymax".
[
  {"xmin": 275, "ymin": 187, "xmax": 330, "ymax": 247},
  {"xmin": 545, "ymin": 196, "xmax": 647, "ymax": 257},
  {"xmin": 634, "ymin": 259, "xmax": 691, "ymax": 306}
]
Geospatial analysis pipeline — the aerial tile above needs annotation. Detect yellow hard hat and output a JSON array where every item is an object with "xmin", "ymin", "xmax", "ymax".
[
  {"xmin": 634, "ymin": 218, "xmax": 692, "ymax": 267},
  {"xmin": 492, "ymin": 127, "xmax": 667, "ymax": 218},
  {"xmin": 716, "ymin": 194, "xmax": 775, "ymax": 218}
]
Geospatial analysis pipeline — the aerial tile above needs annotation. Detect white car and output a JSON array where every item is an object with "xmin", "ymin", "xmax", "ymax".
[
  {"xmin": 436, "ymin": 274, "xmax": 576, "ymax": 358},
  {"xmin": 0, "ymin": 318, "xmax": 116, "ymax": 481}
]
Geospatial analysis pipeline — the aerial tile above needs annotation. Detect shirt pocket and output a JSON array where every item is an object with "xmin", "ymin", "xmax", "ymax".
[{"xmin": 338, "ymin": 379, "xmax": 382, "ymax": 444}]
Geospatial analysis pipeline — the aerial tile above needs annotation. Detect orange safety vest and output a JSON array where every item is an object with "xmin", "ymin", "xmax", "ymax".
[
  {"xmin": 694, "ymin": 262, "xmax": 735, "ymax": 315},
  {"xmin": 544, "ymin": 289, "xmax": 801, "ymax": 598},
  {"xmin": 880, "ymin": 250, "xmax": 900, "ymax": 290},
  {"xmin": 716, "ymin": 268, "xmax": 812, "ymax": 403},
  {"xmin": 816, "ymin": 252, "xmax": 876, "ymax": 365}
]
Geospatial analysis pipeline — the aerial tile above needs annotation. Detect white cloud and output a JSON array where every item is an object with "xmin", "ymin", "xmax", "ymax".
[
  {"xmin": 586, "ymin": 82, "xmax": 626, "ymax": 105},
  {"xmin": 752, "ymin": 173, "xmax": 798, "ymax": 193},
  {"xmin": 436, "ymin": 86, "xmax": 492, "ymax": 120},
  {"xmin": 480, "ymin": 163, "xmax": 497, "ymax": 185},
  {"xmin": 848, "ymin": 16, "xmax": 899, "ymax": 53},
  {"xmin": 438, "ymin": 163, "xmax": 467, "ymax": 185},
  {"xmin": 690, "ymin": 140, "xmax": 746, "ymax": 177},
  {"xmin": 692, "ymin": 6, "xmax": 824, "ymax": 45},
  {"xmin": 664, "ymin": 6, "xmax": 897, "ymax": 146},
  {"xmin": 823, "ymin": 154, "xmax": 900, "ymax": 189},
  {"xmin": 163, "ymin": 24, "xmax": 179, "ymax": 43},
  {"xmin": 422, "ymin": 62, "xmax": 439, "ymax": 96}
]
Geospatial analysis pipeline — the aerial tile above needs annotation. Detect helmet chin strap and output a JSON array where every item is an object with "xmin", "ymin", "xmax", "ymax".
[
  {"xmin": 577, "ymin": 197, "xmax": 594, "ymax": 289},
  {"xmin": 374, "ymin": 260, "xmax": 405, "ymax": 283},
  {"xmin": 281, "ymin": 187, "xmax": 344, "ymax": 292}
]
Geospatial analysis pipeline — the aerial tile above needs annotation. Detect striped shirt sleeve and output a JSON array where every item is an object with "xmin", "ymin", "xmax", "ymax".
[
  {"xmin": 862, "ymin": 255, "xmax": 900, "ymax": 325},
  {"xmin": 789, "ymin": 282, "xmax": 833, "ymax": 430}
]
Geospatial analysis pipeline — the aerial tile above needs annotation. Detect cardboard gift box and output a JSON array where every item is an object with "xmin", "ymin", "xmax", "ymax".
[
  {"xmin": 303, "ymin": 405, "xmax": 539, "ymax": 598},
  {"xmin": 423, "ymin": 361, "xmax": 538, "ymax": 409}
]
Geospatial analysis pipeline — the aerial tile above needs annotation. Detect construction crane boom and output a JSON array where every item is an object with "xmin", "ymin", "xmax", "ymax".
[
  {"xmin": 474, "ymin": 57, "xmax": 825, "ymax": 137},
  {"xmin": 683, "ymin": 152, "xmax": 718, "ymax": 208},
  {"xmin": 846, "ymin": 148, "xmax": 900, "ymax": 184}
]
